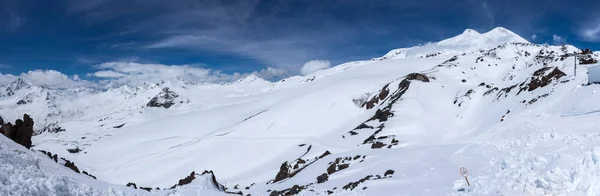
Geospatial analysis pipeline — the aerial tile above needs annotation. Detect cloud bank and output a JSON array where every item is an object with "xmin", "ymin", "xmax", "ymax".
[
  {"xmin": 300, "ymin": 60, "xmax": 331, "ymax": 75},
  {"xmin": 0, "ymin": 62, "xmax": 291, "ymax": 89}
]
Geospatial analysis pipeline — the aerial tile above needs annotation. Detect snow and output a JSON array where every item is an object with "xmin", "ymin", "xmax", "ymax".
[
  {"xmin": 375, "ymin": 27, "xmax": 530, "ymax": 61},
  {"xmin": 1, "ymin": 27, "xmax": 600, "ymax": 196}
]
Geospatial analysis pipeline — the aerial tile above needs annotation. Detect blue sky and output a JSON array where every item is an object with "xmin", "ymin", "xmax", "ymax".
[{"xmin": 1, "ymin": 0, "xmax": 600, "ymax": 81}]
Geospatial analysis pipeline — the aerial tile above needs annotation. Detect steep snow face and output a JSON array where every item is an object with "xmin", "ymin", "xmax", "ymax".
[
  {"xmin": 376, "ymin": 27, "xmax": 530, "ymax": 60},
  {"xmin": 3, "ymin": 27, "xmax": 600, "ymax": 196}
]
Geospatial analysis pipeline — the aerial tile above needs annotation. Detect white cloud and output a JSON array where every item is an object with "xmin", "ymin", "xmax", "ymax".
[
  {"xmin": 92, "ymin": 70, "xmax": 126, "ymax": 78},
  {"xmin": 552, "ymin": 34, "xmax": 566, "ymax": 44},
  {"xmin": 16, "ymin": 70, "xmax": 93, "ymax": 89},
  {"xmin": 531, "ymin": 34, "xmax": 537, "ymax": 40},
  {"xmin": 252, "ymin": 67, "xmax": 289, "ymax": 80},
  {"xmin": 300, "ymin": 60, "xmax": 331, "ymax": 75},
  {"xmin": 90, "ymin": 62, "xmax": 245, "ymax": 87},
  {"xmin": 580, "ymin": 23, "xmax": 600, "ymax": 42}
]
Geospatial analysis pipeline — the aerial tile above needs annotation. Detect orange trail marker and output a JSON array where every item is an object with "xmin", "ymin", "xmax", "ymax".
[{"xmin": 460, "ymin": 167, "xmax": 470, "ymax": 186}]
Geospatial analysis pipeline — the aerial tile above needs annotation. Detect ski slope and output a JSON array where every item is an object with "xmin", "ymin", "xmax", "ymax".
[{"xmin": 2, "ymin": 27, "xmax": 600, "ymax": 195}]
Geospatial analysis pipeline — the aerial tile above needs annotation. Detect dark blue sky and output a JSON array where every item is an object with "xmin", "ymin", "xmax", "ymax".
[{"xmin": 1, "ymin": 0, "xmax": 600, "ymax": 79}]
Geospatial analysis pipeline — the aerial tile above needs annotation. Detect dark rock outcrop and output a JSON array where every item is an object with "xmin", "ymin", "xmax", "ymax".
[
  {"xmin": 384, "ymin": 170, "xmax": 395, "ymax": 176},
  {"xmin": 126, "ymin": 182, "xmax": 138, "ymax": 189},
  {"xmin": 269, "ymin": 185, "xmax": 307, "ymax": 196},
  {"xmin": 0, "ymin": 123, "xmax": 14, "ymax": 140},
  {"xmin": 273, "ymin": 162, "xmax": 292, "ymax": 183},
  {"xmin": 146, "ymin": 87, "xmax": 179, "ymax": 108},
  {"xmin": 67, "ymin": 147, "xmax": 82, "ymax": 153},
  {"xmin": 527, "ymin": 67, "xmax": 566, "ymax": 91},
  {"xmin": 317, "ymin": 173, "xmax": 329, "ymax": 183},
  {"xmin": 0, "ymin": 114, "xmax": 34, "ymax": 149}
]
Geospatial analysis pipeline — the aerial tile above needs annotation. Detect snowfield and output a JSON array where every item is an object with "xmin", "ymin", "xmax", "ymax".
[{"xmin": 2, "ymin": 27, "xmax": 600, "ymax": 195}]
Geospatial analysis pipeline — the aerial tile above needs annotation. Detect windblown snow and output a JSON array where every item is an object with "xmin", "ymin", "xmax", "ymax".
[{"xmin": 2, "ymin": 27, "xmax": 600, "ymax": 196}]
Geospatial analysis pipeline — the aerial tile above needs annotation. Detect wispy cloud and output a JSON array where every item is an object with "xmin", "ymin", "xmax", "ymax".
[
  {"xmin": 0, "ymin": 64, "xmax": 11, "ymax": 69},
  {"xmin": 553, "ymin": 34, "xmax": 566, "ymax": 44},
  {"xmin": 579, "ymin": 19, "xmax": 600, "ymax": 42},
  {"xmin": 1, "ymin": 0, "xmax": 26, "ymax": 32},
  {"xmin": 89, "ymin": 62, "xmax": 248, "ymax": 87},
  {"xmin": 64, "ymin": 0, "xmax": 361, "ymax": 72}
]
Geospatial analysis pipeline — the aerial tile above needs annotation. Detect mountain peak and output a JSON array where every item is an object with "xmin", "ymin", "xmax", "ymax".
[
  {"xmin": 462, "ymin": 29, "xmax": 480, "ymax": 35},
  {"xmin": 230, "ymin": 74, "xmax": 269, "ymax": 85},
  {"xmin": 487, "ymin": 27, "xmax": 510, "ymax": 34},
  {"xmin": 438, "ymin": 27, "xmax": 529, "ymax": 47}
]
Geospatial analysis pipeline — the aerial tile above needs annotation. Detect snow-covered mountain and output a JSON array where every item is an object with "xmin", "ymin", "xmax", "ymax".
[
  {"xmin": 374, "ymin": 27, "xmax": 530, "ymax": 60},
  {"xmin": 3, "ymin": 27, "xmax": 600, "ymax": 196}
]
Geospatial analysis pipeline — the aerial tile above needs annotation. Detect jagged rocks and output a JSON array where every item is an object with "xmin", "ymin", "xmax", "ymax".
[
  {"xmin": 62, "ymin": 158, "xmax": 81, "ymax": 173},
  {"xmin": 171, "ymin": 171, "xmax": 196, "ymax": 189},
  {"xmin": 579, "ymin": 48, "xmax": 598, "ymax": 64},
  {"xmin": 39, "ymin": 150, "xmax": 58, "ymax": 162},
  {"xmin": 38, "ymin": 150, "xmax": 97, "ymax": 179},
  {"xmin": 342, "ymin": 175, "xmax": 372, "ymax": 190},
  {"xmin": 0, "ymin": 114, "xmax": 34, "ymax": 149},
  {"xmin": 274, "ymin": 162, "xmax": 292, "ymax": 183},
  {"xmin": 527, "ymin": 67, "xmax": 566, "ymax": 91},
  {"xmin": 271, "ymin": 150, "xmax": 332, "ymax": 184},
  {"xmin": 146, "ymin": 87, "xmax": 179, "ymax": 108}
]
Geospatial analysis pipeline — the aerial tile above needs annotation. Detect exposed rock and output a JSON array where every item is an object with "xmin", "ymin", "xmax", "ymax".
[
  {"xmin": 0, "ymin": 114, "xmax": 34, "ymax": 149},
  {"xmin": 317, "ymin": 173, "xmax": 329, "ymax": 183},
  {"xmin": 67, "ymin": 147, "xmax": 82, "ymax": 153},
  {"xmin": 82, "ymin": 171, "xmax": 97, "ymax": 179},
  {"xmin": 272, "ymin": 150, "xmax": 332, "ymax": 184},
  {"xmin": 342, "ymin": 175, "xmax": 372, "ymax": 190},
  {"xmin": 146, "ymin": 87, "xmax": 179, "ymax": 108},
  {"xmin": 527, "ymin": 67, "xmax": 566, "ymax": 91},
  {"xmin": 171, "ymin": 171, "xmax": 196, "ymax": 188},
  {"xmin": 17, "ymin": 114, "xmax": 34, "ymax": 149},
  {"xmin": 62, "ymin": 158, "xmax": 81, "ymax": 173},
  {"xmin": 269, "ymin": 185, "xmax": 307, "ymax": 196},
  {"xmin": 371, "ymin": 142, "xmax": 386, "ymax": 149},
  {"xmin": 139, "ymin": 187, "xmax": 152, "ymax": 192},
  {"xmin": 113, "ymin": 124, "xmax": 125, "ymax": 128},
  {"xmin": 406, "ymin": 73, "xmax": 430, "ymax": 82},
  {"xmin": 384, "ymin": 170, "xmax": 395, "ymax": 177},
  {"xmin": 0, "ymin": 116, "xmax": 4, "ymax": 125},
  {"xmin": 273, "ymin": 162, "xmax": 292, "ymax": 183},
  {"xmin": 0, "ymin": 123, "xmax": 14, "ymax": 140},
  {"xmin": 38, "ymin": 150, "xmax": 58, "ymax": 163},
  {"xmin": 126, "ymin": 182, "xmax": 138, "ymax": 189},
  {"xmin": 40, "ymin": 122, "xmax": 66, "ymax": 135}
]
